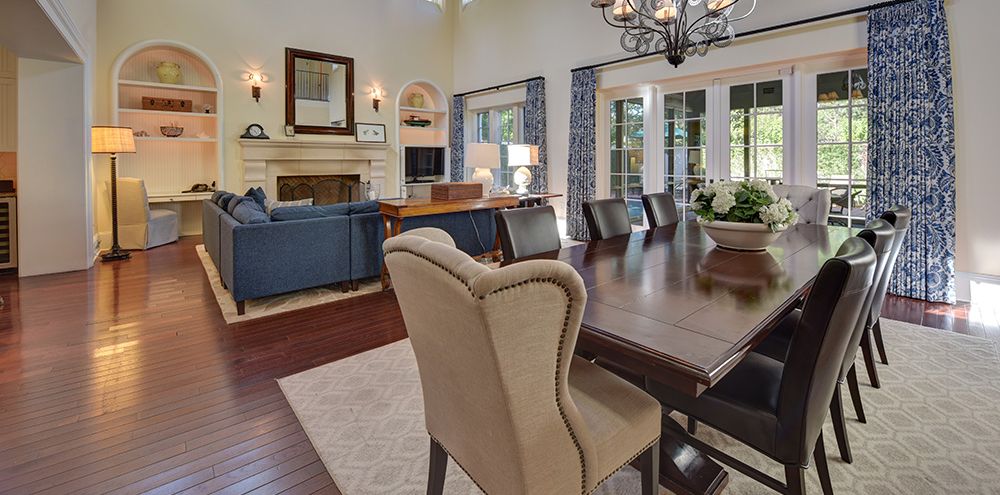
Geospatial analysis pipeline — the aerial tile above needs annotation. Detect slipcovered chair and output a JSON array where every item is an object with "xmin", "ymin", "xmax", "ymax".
[
  {"xmin": 112, "ymin": 178, "xmax": 178, "ymax": 250},
  {"xmin": 641, "ymin": 192, "xmax": 680, "ymax": 228},
  {"xmin": 755, "ymin": 219, "xmax": 895, "ymax": 464},
  {"xmin": 773, "ymin": 185, "xmax": 832, "ymax": 226},
  {"xmin": 384, "ymin": 234, "xmax": 661, "ymax": 495},
  {"xmin": 495, "ymin": 206, "xmax": 562, "ymax": 264},
  {"xmin": 646, "ymin": 237, "xmax": 877, "ymax": 495},
  {"xmin": 583, "ymin": 198, "xmax": 633, "ymax": 240}
]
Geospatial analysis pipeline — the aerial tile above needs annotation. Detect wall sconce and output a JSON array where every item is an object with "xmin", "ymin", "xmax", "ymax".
[
  {"xmin": 371, "ymin": 87, "xmax": 384, "ymax": 112},
  {"xmin": 248, "ymin": 73, "xmax": 263, "ymax": 102}
]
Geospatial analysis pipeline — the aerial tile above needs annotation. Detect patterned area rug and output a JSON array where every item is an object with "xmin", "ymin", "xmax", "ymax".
[
  {"xmin": 279, "ymin": 319, "xmax": 1000, "ymax": 494},
  {"xmin": 195, "ymin": 244, "xmax": 382, "ymax": 324}
]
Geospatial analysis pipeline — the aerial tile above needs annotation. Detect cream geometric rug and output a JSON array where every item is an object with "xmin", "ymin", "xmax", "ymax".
[
  {"xmin": 279, "ymin": 319, "xmax": 1000, "ymax": 494},
  {"xmin": 196, "ymin": 244, "xmax": 382, "ymax": 324}
]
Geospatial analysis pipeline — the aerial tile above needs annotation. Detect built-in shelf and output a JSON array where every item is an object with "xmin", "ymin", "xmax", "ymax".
[
  {"xmin": 118, "ymin": 108, "xmax": 217, "ymax": 118},
  {"xmin": 135, "ymin": 136, "xmax": 217, "ymax": 143},
  {"xmin": 119, "ymin": 79, "xmax": 218, "ymax": 93},
  {"xmin": 399, "ymin": 106, "xmax": 448, "ymax": 115},
  {"xmin": 401, "ymin": 126, "xmax": 447, "ymax": 132}
]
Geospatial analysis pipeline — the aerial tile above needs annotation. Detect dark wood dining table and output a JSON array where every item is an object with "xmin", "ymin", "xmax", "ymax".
[{"xmin": 513, "ymin": 221, "xmax": 853, "ymax": 495}]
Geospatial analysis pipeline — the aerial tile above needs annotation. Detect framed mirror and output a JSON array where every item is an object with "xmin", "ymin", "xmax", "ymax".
[{"xmin": 285, "ymin": 48, "xmax": 355, "ymax": 135}]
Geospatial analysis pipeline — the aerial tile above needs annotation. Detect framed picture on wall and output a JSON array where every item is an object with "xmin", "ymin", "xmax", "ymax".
[{"xmin": 355, "ymin": 123, "xmax": 386, "ymax": 143}]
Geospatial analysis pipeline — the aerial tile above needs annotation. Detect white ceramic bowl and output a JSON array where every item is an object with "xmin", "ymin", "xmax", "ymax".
[{"xmin": 701, "ymin": 220, "xmax": 786, "ymax": 252}]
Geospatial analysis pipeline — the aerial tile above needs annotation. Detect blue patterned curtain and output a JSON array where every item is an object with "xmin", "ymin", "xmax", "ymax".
[
  {"xmin": 566, "ymin": 69, "xmax": 597, "ymax": 240},
  {"xmin": 867, "ymin": 0, "xmax": 955, "ymax": 303},
  {"xmin": 524, "ymin": 79, "xmax": 548, "ymax": 193},
  {"xmin": 450, "ymin": 96, "xmax": 465, "ymax": 182}
]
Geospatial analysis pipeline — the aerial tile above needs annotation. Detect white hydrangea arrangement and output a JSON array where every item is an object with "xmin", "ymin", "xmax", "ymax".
[{"xmin": 690, "ymin": 180, "xmax": 798, "ymax": 232}]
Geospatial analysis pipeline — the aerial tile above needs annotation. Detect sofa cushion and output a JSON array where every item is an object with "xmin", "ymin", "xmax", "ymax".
[
  {"xmin": 349, "ymin": 200, "xmax": 380, "ymax": 215},
  {"xmin": 217, "ymin": 192, "xmax": 236, "ymax": 210},
  {"xmin": 245, "ymin": 187, "xmax": 267, "ymax": 209},
  {"xmin": 232, "ymin": 199, "xmax": 270, "ymax": 224},
  {"xmin": 264, "ymin": 197, "xmax": 313, "ymax": 215},
  {"xmin": 227, "ymin": 195, "xmax": 250, "ymax": 215},
  {"xmin": 211, "ymin": 190, "xmax": 228, "ymax": 203},
  {"xmin": 270, "ymin": 203, "xmax": 351, "ymax": 222}
]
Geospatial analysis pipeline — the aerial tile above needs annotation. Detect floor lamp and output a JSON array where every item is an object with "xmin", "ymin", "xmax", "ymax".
[{"xmin": 92, "ymin": 126, "xmax": 136, "ymax": 262}]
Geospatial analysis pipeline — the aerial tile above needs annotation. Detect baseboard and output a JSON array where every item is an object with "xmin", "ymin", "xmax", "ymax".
[{"xmin": 955, "ymin": 271, "xmax": 1000, "ymax": 303}]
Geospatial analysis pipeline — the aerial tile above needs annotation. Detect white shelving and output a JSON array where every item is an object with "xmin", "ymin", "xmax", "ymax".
[
  {"xmin": 397, "ymin": 81, "xmax": 450, "ymax": 199},
  {"xmin": 401, "ymin": 126, "xmax": 447, "ymax": 132},
  {"xmin": 400, "ymin": 106, "xmax": 448, "ymax": 115},
  {"xmin": 118, "ymin": 108, "xmax": 217, "ymax": 119},
  {"xmin": 118, "ymin": 79, "xmax": 218, "ymax": 93},
  {"xmin": 135, "ymin": 137, "xmax": 217, "ymax": 143}
]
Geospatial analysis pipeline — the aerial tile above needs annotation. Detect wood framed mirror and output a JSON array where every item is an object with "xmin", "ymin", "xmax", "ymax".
[{"xmin": 285, "ymin": 48, "xmax": 355, "ymax": 135}]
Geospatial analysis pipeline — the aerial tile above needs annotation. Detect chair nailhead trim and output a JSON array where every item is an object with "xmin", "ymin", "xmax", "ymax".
[
  {"xmin": 388, "ymin": 248, "xmax": 588, "ymax": 494},
  {"xmin": 428, "ymin": 434, "xmax": 489, "ymax": 494},
  {"xmin": 588, "ymin": 436, "xmax": 661, "ymax": 494}
]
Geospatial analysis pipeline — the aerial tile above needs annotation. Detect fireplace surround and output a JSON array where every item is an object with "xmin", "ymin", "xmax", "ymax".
[{"xmin": 239, "ymin": 139, "xmax": 389, "ymax": 200}]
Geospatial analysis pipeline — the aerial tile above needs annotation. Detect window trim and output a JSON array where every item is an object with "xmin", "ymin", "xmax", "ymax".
[{"xmin": 465, "ymin": 104, "xmax": 524, "ymax": 188}]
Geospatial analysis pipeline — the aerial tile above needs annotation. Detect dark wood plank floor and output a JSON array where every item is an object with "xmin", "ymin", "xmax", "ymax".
[{"xmin": 0, "ymin": 236, "xmax": 992, "ymax": 494}]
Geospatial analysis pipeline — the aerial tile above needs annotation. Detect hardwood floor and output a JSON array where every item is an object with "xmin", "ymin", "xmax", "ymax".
[{"xmin": 0, "ymin": 236, "xmax": 992, "ymax": 494}]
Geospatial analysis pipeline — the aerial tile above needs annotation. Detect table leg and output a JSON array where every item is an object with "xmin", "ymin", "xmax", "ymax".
[{"xmin": 656, "ymin": 413, "xmax": 729, "ymax": 495}]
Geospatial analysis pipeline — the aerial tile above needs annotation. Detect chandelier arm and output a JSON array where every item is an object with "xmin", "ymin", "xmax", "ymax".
[
  {"xmin": 624, "ymin": 0, "xmax": 670, "ymax": 29},
  {"xmin": 726, "ymin": 0, "xmax": 757, "ymax": 22},
  {"xmin": 602, "ymin": 7, "xmax": 634, "ymax": 30}
]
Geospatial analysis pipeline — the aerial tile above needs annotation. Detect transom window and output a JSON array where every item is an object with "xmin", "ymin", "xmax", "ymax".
[
  {"xmin": 664, "ymin": 90, "xmax": 707, "ymax": 219},
  {"xmin": 610, "ymin": 97, "xmax": 645, "ymax": 226},
  {"xmin": 817, "ymin": 68, "xmax": 869, "ymax": 228},
  {"xmin": 729, "ymin": 80, "xmax": 783, "ymax": 183}
]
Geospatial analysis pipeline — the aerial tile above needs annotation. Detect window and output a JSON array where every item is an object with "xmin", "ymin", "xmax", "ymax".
[
  {"xmin": 729, "ymin": 80, "xmax": 783, "ymax": 182},
  {"xmin": 470, "ymin": 106, "xmax": 523, "ymax": 189},
  {"xmin": 816, "ymin": 69, "xmax": 869, "ymax": 228},
  {"xmin": 610, "ymin": 97, "xmax": 645, "ymax": 226},
  {"xmin": 664, "ymin": 90, "xmax": 707, "ymax": 219}
]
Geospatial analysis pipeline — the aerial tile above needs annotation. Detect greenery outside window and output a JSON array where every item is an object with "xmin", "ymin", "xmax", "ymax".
[
  {"xmin": 664, "ymin": 90, "xmax": 707, "ymax": 219},
  {"xmin": 610, "ymin": 97, "xmax": 645, "ymax": 226},
  {"xmin": 817, "ymin": 68, "xmax": 869, "ymax": 228},
  {"xmin": 730, "ymin": 80, "xmax": 783, "ymax": 182}
]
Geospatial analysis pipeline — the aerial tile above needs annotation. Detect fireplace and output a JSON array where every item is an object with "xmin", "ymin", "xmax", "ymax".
[{"xmin": 277, "ymin": 175, "xmax": 362, "ymax": 205}]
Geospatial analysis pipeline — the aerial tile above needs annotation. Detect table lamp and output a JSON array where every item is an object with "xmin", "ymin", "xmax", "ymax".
[
  {"xmin": 508, "ymin": 144, "xmax": 540, "ymax": 196},
  {"xmin": 465, "ymin": 143, "xmax": 500, "ymax": 197},
  {"xmin": 92, "ymin": 126, "xmax": 136, "ymax": 262}
]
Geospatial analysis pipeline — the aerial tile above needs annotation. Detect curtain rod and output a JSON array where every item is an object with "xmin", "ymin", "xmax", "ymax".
[
  {"xmin": 454, "ymin": 76, "xmax": 545, "ymax": 99},
  {"xmin": 571, "ymin": 0, "xmax": 917, "ymax": 73}
]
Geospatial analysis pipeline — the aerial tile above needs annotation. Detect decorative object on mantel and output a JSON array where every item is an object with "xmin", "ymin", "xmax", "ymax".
[
  {"xmin": 155, "ymin": 61, "xmax": 182, "ymax": 84},
  {"xmin": 403, "ymin": 115, "xmax": 433, "ymax": 127},
  {"xmin": 355, "ymin": 123, "xmax": 386, "ymax": 143},
  {"xmin": 408, "ymin": 92, "xmax": 425, "ymax": 108},
  {"xmin": 160, "ymin": 124, "xmax": 184, "ymax": 138},
  {"xmin": 465, "ymin": 143, "xmax": 499, "ymax": 197},
  {"xmin": 92, "ymin": 126, "xmax": 137, "ymax": 262},
  {"xmin": 142, "ymin": 96, "xmax": 192, "ymax": 112},
  {"xmin": 240, "ymin": 123, "xmax": 269, "ymax": 140},
  {"xmin": 591, "ymin": 0, "xmax": 756, "ymax": 68},
  {"xmin": 691, "ymin": 180, "xmax": 798, "ymax": 251},
  {"xmin": 284, "ymin": 125, "xmax": 295, "ymax": 137}
]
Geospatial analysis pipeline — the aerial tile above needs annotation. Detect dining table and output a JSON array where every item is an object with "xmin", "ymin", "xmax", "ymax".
[{"xmin": 512, "ymin": 221, "xmax": 853, "ymax": 495}]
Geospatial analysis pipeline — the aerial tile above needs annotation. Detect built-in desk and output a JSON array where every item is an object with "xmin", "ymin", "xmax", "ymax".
[
  {"xmin": 147, "ymin": 192, "xmax": 214, "ymax": 236},
  {"xmin": 148, "ymin": 192, "xmax": 214, "ymax": 204}
]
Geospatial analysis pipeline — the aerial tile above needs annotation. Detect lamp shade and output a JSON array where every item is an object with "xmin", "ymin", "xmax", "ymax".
[
  {"xmin": 92, "ymin": 126, "xmax": 136, "ymax": 154},
  {"xmin": 508, "ymin": 144, "xmax": 540, "ymax": 167},
  {"xmin": 465, "ymin": 142, "xmax": 500, "ymax": 169}
]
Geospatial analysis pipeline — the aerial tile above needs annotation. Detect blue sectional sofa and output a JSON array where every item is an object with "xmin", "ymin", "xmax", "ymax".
[{"xmin": 202, "ymin": 196, "xmax": 496, "ymax": 315}]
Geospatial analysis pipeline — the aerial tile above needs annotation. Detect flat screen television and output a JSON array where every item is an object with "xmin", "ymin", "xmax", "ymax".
[{"xmin": 404, "ymin": 147, "xmax": 446, "ymax": 183}]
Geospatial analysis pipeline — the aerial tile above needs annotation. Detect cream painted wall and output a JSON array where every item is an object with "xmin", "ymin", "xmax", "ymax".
[
  {"xmin": 453, "ymin": 0, "xmax": 1000, "ymax": 283},
  {"xmin": 94, "ymin": 0, "xmax": 456, "ymax": 237}
]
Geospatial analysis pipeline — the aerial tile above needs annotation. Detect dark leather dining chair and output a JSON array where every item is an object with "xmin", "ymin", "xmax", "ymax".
[
  {"xmin": 583, "ymin": 198, "xmax": 632, "ymax": 240},
  {"xmin": 641, "ymin": 193, "xmax": 680, "ymax": 229},
  {"xmin": 871, "ymin": 206, "xmax": 912, "ymax": 366},
  {"xmin": 646, "ymin": 237, "xmax": 877, "ymax": 495},
  {"xmin": 755, "ymin": 219, "xmax": 895, "ymax": 465},
  {"xmin": 495, "ymin": 206, "xmax": 562, "ymax": 263}
]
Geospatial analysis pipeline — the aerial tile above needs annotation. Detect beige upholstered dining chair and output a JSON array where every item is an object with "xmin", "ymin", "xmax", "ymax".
[
  {"xmin": 110, "ymin": 178, "xmax": 178, "ymax": 250},
  {"xmin": 773, "ymin": 184, "xmax": 832, "ymax": 226},
  {"xmin": 400, "ymin": 227, "xmax": 456, "ymax": 248},
  {"xmin": 384, "ymin": 231, "xmax": 661, "ymax": 495}
]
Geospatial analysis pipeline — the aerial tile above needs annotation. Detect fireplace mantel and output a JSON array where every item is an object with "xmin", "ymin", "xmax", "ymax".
[{"xmin": 238, "ymin": 139, "xmax": 389, "ymax": 198}]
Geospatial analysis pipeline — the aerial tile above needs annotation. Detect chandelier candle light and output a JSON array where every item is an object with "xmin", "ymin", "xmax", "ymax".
[{"xmin": 592, "ymin": 0, "xmax": 756, "ymax": 67}]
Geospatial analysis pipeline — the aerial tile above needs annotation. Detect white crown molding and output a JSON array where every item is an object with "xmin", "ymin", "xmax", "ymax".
[{"xmin": 34, "ymin": 0, "xmax": 89, "ymax": 63}]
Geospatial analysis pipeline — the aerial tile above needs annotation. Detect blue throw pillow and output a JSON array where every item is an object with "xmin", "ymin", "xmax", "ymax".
[
  {"xmin": 348, "ymin": 200, "xmax": 380, "ymax": 215},
  {"xmin": 245, "ymin": 187, "xmax": 267, "ymax": 209},
  {"xmin": 227, "ymin": 195, "xmax": 250, "ymax": 215},
  {"xmin": 211, "ymin": 190, "xmax": 227, "ymax": 203},
  {"xmin": 270, "ymin": 203, "xmax": 351, "ymax": 222},
  {"xmin": 217, "ymin": 192, "xmax": 236, "ymax": 210},
  {"xmin": 232, "ymin": 199, "xmax": 270, "ymax": 224}
]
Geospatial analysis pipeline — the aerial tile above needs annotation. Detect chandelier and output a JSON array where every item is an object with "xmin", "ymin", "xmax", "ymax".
[{"xmin": 591, "ymin": 0, "xmax": 756, "ymax": 67}]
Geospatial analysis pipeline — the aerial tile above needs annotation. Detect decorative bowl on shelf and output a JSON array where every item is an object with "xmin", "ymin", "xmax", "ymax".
[
  {"xmin": 403, "ymin": 115, "xmax": 433, "ymax": 127},
  {"xmin": 701, "ymin": 221, "xmax": 786, "ymax": 252},
  {"xmin": 160, "ymin": 125, "xmax": 184, "ymax": 138}
]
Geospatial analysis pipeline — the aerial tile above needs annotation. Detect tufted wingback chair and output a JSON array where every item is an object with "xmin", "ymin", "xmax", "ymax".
[
  {"xmin": 384, "ymin": 231, "xmax": 661, "ymax": 495},
  {"xmin": 773, "ymin": 185, "xmax": 832, "ymax": 226}
]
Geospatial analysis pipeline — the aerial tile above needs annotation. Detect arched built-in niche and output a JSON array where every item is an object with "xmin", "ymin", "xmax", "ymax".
[{"xmin": 396, "ymin": 79, "xmax": 449, "ymax": 198}]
